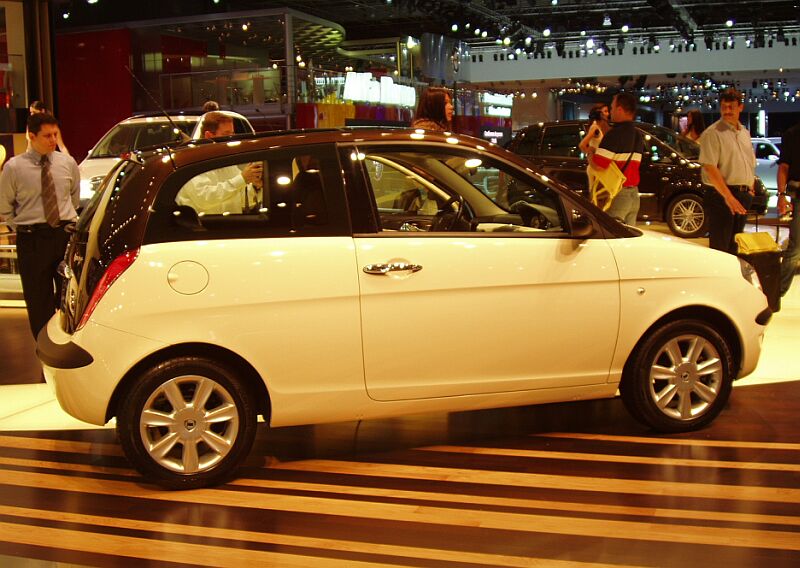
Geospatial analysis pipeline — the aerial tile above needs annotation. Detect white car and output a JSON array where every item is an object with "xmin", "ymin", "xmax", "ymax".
[
  {"xmin": 79, "ymin": 110, "xmax": 254, "ymax": 203},
  {"xmin": 38, "ymin": 128, "xmax": 772, "ymax": 489},
  {"xmin": 752, "ymin": 137, "xmax": 781, "ymax": 192}
]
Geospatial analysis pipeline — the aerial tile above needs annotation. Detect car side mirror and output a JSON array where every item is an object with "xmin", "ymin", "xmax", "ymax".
[{"xmin": 570, "ymin": 213, "xmax": 594, "ymax": 238}]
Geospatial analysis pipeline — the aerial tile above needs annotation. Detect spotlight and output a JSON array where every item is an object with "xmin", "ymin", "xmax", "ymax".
[
  {"xmin": 621, "ymin": 25, "xmax": 629, "ymax": 33},
  {"xmin": 543, "ymin": 28, "xmax": 551, "ymax": 37},
  {"xmin": 602, "ymin": 14, "xmax": 611, "ymax": 27},
  {"xmin": 726, "ymin": 19, "xmax": 734, "ymax": 27}
]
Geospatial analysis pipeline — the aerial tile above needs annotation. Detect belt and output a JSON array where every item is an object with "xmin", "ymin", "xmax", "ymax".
[
  {"xmin": 726, "ymin": 184, "xmax": 751, "ymax": 192},
  {"xmin": 16, "ymin": 220, "xmax": 73, "ymax": 233}
]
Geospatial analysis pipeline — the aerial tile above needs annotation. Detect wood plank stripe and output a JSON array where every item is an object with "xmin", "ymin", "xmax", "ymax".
[
  {"xmin": 0, "ymin": 434, "xmax": 123, "ymax": 456},
  {"xmin": 271, "ymin": 460, "xmax": 800, "ymax": 503},
  {"xmin": 1, "ymin": 469, "xmax": 799, "ymax": 551},
  {"xmin": 0, "ymin": 505, "xmax": 603, "ymax": 568},
  {"xmin": 538, "ymin": 433, "xmax": 800, "ymax": 451},
  {"xmin": 417, "ymin": 446, "xmax": 800, "ymax": 472},
  {"xmin": 1, "ymin": 456, "xmax": 799, "ymax": 528},
  {"xmin": 0, "ymin": 520, "xmax": 401, "ymax": 568}
]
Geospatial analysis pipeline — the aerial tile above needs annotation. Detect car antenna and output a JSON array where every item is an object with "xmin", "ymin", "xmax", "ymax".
[{"xmin": 124, "ymin": 65, "xmax": 191, "ymax": 143}]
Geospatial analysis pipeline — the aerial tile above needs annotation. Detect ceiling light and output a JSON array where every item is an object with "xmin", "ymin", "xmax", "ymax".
[
  {"xmin": 451, "ymin": 24, "xmax": 458, "ymax": 32},
  {"xmin": 621, "ymin": 25, "xmax": 629, "ymax": 33},
  {"xmin": 543, "ymin": 28, "xmax": 551, "ymax": 37},
  {"xmin": 602, "ymin": 14, "xmax": 611, "ymax": 27},
  {"xmin": 726, "ymin": 20, "xmax": 734, "ymax": 27},
  {"xmin": 586, "ymin": 38, "xmax": 595, "ymax": 49}
]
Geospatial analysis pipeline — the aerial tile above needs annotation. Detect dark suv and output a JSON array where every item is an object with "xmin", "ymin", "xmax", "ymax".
[{"xmin": 506, "ymin": 121, "xmax": 768, "ymax": 238}]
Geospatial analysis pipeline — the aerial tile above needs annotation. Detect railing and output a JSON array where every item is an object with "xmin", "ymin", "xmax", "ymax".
[{"xmin": 0, "ymin": 223, "xmax": 22, "ymax": 303}]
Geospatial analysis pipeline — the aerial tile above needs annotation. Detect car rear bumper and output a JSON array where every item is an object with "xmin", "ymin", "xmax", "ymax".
[{"xmin": 38, "ymin": 316, "xmax": 166, "ymax": 426}]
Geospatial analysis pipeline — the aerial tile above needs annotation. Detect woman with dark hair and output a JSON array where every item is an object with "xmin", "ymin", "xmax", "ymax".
[
  {"xmin": 27, "ymin": 100, "xmax": 70, "ymax": 155},
  {"xmin": 683, "ymin": 109, "xmax": 706, "ymax": 141},
  {"xmin": 579, "ymin": 102, "xmax": 611, "ymax": 187},
  {"xmin": 411, "ymin": 87, "xmax": 454, "ymax": 131}
]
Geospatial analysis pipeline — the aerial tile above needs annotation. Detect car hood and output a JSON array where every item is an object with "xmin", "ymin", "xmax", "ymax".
[
  {"xmin": 79, "ymin": 156, "xmax": 120, "ymax": 182},
  {"xmin": 609, "ymin": 228, "xmax": 742, "ymax": 281}
]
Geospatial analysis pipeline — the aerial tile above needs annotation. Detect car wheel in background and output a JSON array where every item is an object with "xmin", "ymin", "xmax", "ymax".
[
  {"xmin": 666, "ymin": 193, "xmax": 707, "ymax": 238},
  {"xmin": 620, "ymin": 320, "xmax": 734, "ymax": 433},
  {"xmin": 117, "ymin": 357, "xmax": 257, "ymax": 489}
]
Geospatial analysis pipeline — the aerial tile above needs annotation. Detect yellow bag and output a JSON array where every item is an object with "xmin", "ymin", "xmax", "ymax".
[
  {"xmin": 735, "ymin": 232, "xmax": 779, "ymax": 254},
  {"xmin": 589, "ymin": 161, "xmax": 627, "ymax": 211}
]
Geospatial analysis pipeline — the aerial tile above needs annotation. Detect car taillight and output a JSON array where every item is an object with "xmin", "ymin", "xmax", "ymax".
[{"xmin": 77, "ymin": 249, "xmax": 139, "ymax": 330}]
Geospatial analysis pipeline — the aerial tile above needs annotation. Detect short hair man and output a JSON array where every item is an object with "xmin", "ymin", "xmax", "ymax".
[
  {"xmin": 591, "ymin": 92, "xmax": 644, "ymax": 225},
  {"xmin": 202, "ymin": 100, "xmax": 220, "ymax": 113},
  {"xmin": 777, "ymin": 121, "xmax": 800, "ymax": 296},
  {"xmin": 175, "ymin": 112, "xmax": 262, "ymax": 214},
  {"xmin": 698, "ymin": 89, "xmax": 755, "ymax": 254},
  {"xmin": 0, "ymin": 112, "xmax": 80, "ymax": 337}
]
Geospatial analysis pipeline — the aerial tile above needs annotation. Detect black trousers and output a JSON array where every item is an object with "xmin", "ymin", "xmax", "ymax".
[
  {"xmin": 16, "ymin": 226, "xmax": 70, "ymax": 338},
  {"xmin": 703, "ymin": 186, "xmax": 752, "ymax": 254}
]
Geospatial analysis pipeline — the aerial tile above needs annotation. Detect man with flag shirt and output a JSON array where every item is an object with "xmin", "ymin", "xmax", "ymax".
[{"xmin": 591, "ymin": 92, "xmax": 644, "ymax": 225}]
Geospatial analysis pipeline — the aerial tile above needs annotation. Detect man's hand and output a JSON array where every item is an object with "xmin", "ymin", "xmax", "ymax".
[
  {"xmin": 778, "ymin": 193, "xmax": 791, "ymax": 217},
  {"xmin": 725, "ymin": 195, "xmax": 747, "ymax": 215},
  {"xmin": 242, "ymin": 162, "xmax": 263, "ymax": 186}
]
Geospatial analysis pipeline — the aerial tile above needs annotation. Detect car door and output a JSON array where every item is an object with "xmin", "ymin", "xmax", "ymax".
[
  {"xmin": 637, "ymin": 136, "xmax": 684, "ymax": 221},
  {"xmin": 753, "ymin": 140, "xmax": 779, "ymax": 191},
  {"xmin": 536, "ymin": 124, "xmax": 590, "ymax": 194},
  {"xmin": 347, "ymin": 144, "xmax": 621, "ymax": 401}
]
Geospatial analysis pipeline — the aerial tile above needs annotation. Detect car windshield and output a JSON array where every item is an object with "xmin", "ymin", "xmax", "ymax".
[
  {"xmin": 638, "ymin": 124, "xmax": 700, "ymax": 160},
  {"xmin": 89, "ymin": 120, "xmax": 197, "ymax": 158}
]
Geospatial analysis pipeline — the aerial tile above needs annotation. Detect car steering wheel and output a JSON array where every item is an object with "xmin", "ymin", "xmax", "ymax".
[{"xmin": 432, "ymin": 194, "xmax": 466, "ymax": 231}]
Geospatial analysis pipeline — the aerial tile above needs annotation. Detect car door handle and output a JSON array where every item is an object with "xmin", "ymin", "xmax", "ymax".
[{"xmin": 363, "ymin": 262, "xmax": 423, "ymax": 275}]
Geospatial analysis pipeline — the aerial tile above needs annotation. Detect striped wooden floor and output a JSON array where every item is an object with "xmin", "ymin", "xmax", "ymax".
[{"xmin": 1, "ymin": 380, "xmax": 798, "ymax": 567}]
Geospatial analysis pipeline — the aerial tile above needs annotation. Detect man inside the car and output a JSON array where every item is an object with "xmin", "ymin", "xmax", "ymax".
[
  {"xmin": 175, "ymin": 112, "xmax": 263, "ymax": 215},
  {"xmin": 591, "ymin": 92, "xmax": 644, "ymax": 225}
]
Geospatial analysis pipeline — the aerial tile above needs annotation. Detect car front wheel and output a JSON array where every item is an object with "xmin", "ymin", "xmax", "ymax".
[
  {"xmin": 666, "ymin": 193, "xmax": 707, "ymax": 238},
  {"xmin": 117, "ymin": 356, "xmax": 257, "ymax": 489},
  {"xmin": 620, "ymin": 320, "xmax": 734, "ymax": 433}
]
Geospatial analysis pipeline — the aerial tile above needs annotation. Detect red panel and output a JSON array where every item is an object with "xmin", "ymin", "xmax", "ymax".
[
  {"xmin": 295, "ymin": 103, "xmax": 318, "ymax": 128},
  {"xmin": 55, "ymin": 30, "xmax": 133, "ymax": 160}
]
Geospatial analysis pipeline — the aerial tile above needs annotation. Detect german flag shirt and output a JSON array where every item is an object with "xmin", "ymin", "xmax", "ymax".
[{"xmin": 591, "ymin": 121, "xmax": 644, "ymax": 187}]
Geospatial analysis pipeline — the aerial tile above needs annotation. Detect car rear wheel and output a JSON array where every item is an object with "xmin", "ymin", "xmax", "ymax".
[
  {"xmin": 620, "ymin": 320, "xmax": 734, "ymax": 433},
  {"xmin": 666, "ymin": 193, "xmax": 707, "ymax": 238},
  {"xmin": 117, "ymin": 357, "xmax": 257, "ymax": 489}
]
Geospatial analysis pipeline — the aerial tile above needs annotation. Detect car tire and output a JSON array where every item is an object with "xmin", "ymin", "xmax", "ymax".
[
  {"xmin": 666, "ymin": 193, "xmax": 707, "ymax": 238},
  {"xmin": 620, "ymin": 320, "xmax": 734, "ymax": 433},
  {"xmin": 117, "ymin": 356, "xmax": 257, "ymax": 489}
]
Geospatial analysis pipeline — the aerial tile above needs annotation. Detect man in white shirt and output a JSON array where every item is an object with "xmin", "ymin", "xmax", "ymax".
[
  {"xmin": 176, "ymin": 112, "xmax": 262, "ymax": 214},
  {"xmin": 698, "ymin": 89, "xmax": 756, "ymax": 254}
]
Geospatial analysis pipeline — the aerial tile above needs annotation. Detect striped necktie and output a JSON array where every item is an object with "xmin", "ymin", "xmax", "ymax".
[{"xmin": 40, "ymin": 155, "xmax": 60, "ymax": 227}]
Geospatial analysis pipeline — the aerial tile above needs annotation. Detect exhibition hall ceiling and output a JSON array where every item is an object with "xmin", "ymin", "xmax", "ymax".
[
  {"xmin": 53, "ymin": 1, "xmax": 800, "ymax": 96},
  {"xmin": 54, "ymin": 1, "xmax": 800, "ymax": 46}
]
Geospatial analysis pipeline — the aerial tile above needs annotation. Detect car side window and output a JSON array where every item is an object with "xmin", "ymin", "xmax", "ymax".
[
  {"xmin": 176, "ymin": 160, "xmax": 265, "ymax": 216},
  {"xmin": 363, "ymin": 155, "xmax": 448, "ymax": 231},
  {"xmin": 514, "ymin": 128, "xmax": 541, "ymax": 156},
  {"xmin": 355, "ymin": 146, "xmax": 565, "ymax": 234},
  {"xmin": 540, "ymin": 125, "xmax": 583, "ymax": 158},
  {"xmin": 147, "ymin": 146, "xmax": 345, "ymax": 243},
  {"xmin": 754, "ymin": 143, "xmax": 777, "ymax": 160},
  {"xmin": 233, "ymin": 118, "xmax": 252, "ymax": 134}
]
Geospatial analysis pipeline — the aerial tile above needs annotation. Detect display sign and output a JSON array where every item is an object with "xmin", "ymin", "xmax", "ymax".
[
  {"xmin": 342, "ymin": 72, "xmax": 416, "ymax": 108},
  {"xmin": 481, "ymin": 126, "xmax": 512, "ymax": 146},
  {"xmin": 484, "ymin": 105, "xmax": 512, "ymax": 117},
  {"xmin": 481, "ymin": 92, "xmax": 514, "ymax": 107}
]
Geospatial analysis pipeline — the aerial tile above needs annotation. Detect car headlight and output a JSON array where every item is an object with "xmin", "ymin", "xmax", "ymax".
[
  {"xmin": 739, "ymin": 258, "xmax": 762, "ymax": 291},
  {"xmin": 79, "ymin": 178, "xmax": 94, "ymax": 199},
  {"xmin": 79, "ymin": 176, "xmax": 105, "ymax": 200}
]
